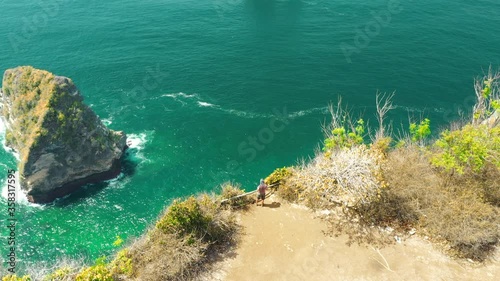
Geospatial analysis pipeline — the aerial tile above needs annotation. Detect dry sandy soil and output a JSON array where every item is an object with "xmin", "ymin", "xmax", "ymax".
[{"xmin": 201, "ymin": 194, "xmax": 500, "ymax": 281}]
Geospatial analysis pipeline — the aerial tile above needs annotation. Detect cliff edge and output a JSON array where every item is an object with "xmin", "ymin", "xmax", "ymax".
[{"xmin": 0, "ymin": 66, "xmax": 127, "ymax": 203}]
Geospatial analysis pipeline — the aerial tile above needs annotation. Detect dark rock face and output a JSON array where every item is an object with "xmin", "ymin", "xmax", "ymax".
[{"xmin": 0, "ymin": 66, "xmax": 127, "ymax": 203}]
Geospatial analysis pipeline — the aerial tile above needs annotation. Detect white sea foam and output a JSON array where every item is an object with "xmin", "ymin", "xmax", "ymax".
[
  {"xmin": 197, "ymin": 101, "xmax": 217, "ymax": 107},
  {"xmin": 0, "ymin": 171, "xmax": 41, "ymax": 208},
  {"xmin": 217, "ymin": 106, "xmax": 329, "ymax": 119},
  {"xmin": 161, "ymin": 92, "xmax": 198, "ymax": 99},
  {"xmin": 288, "ymin": 106, "xmax": 329, "ymax": 118},
  {"xmin": 0, "ymin": 116, "xmax": 20, "ymax": 161},
  {"xmin": 0, "ymin": 116, "xmax": 5, "ymax": 134},
  {"xmin": 160, "ymin": 92, "xmax": 329, "ymax": 119},
  {"xmin": 101, "ymin": 117, "xmax": 113, "ymax": 126},
  {"xmin": 126, "ymin": 131, "xmax": 153, "ymax": 164},
  {"xmin": 395, "ymin": 105, "xmax": 445, "ymax": 114},
  {"xmin": 221, "ymin": 109, "xmax": 272, "ymax": 119},
  {"xmin": 104, "ymin": 173, "xmax": 131, "ymax": 190},
  {"xmin": 126, "ymin": 133, "xmax": 148, "ymax": 150}
]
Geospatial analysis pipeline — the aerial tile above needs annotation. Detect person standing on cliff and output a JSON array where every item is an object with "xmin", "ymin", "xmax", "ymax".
[{"xmin": 256, "ymin": 179, "xmax": 268, "ymax": 207}]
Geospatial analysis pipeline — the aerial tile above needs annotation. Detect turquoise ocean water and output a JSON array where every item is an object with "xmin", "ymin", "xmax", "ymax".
[{"xmin": 0, "ymin": 0, "xmax": 499, "ymax": 273}]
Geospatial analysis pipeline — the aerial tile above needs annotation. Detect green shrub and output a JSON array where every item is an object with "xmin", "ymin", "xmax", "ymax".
[
  {"xmin": 2, "ymin": 275, "xmax": 31, "ymax": 281},
  {"xmin": 432, "ymin": 125, "xmax": 500, "ymax": 174},
  {"xmin": 474, "ymin": 76, "xmax": 499, "ymax": 122},
  {"xmin": 110, "ymin": 249, "xmax": 133, "ymax": 277},
  {"xmin": 323, "ymin": 119, "xmax": 365, "ymax": 150},
  {"xmin": 265, "ymin": 167, "xmax": 292, "ymax": 185},
  {"xmin": 43, "ymin": 267, "xmax": 73, "ymax": 281},
  {"xmin": 74, "ymin": 256, "xmax": 113, "ymax": 281},
  {"xmin": 492, "ymin": 99, "xmax": 500, "ymax": 111},
  {"xmin": 75, "ymin": 264, "xmax": 113, "ymax": 281},
  {"xmin": 155, "ymin": 196, "xmax": 211, "ymax": 241},
  {"xmin": 112, "ymin": 236, "xmax": 123, "ymax": 247},
  {"xmin": 409, "ymin": 118, "xmax": 431, "ymax": 142}
]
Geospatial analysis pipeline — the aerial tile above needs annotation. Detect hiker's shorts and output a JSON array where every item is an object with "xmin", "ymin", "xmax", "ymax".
[{"xmin": 257, "ymin": 193, "xmax": 265, "ymax": 200}]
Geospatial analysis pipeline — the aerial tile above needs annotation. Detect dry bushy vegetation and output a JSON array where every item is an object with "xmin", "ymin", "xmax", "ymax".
[
  {"xmin": 278, "ymin": 136, "xmax": 499, "ymax": 260},
  {"xmin": 4, "ymin": 192, "xmax": 240, "ymax": 281},
  {"xmin": 275, "ymin": 74, "xmax": 500, "ymax": 260},
  {"xmin": 378, "ymin": 147, "xmax": 499, "ymax": 260},
  {"xmin": 220, "ymin": 182, "xmax": 254, "ymax": 209},
  {"xmin": 114, "ymin": 194, "xmax": 238, "ymax": 281},
  {"xmin": 278, "ymin": 146, "xmax": 383, "ymax": 209}
]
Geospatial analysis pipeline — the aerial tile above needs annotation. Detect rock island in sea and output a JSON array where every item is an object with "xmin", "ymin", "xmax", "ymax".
[{"xmin": 0, "ymin": 66, "xmax": 127, "ymax": 203}]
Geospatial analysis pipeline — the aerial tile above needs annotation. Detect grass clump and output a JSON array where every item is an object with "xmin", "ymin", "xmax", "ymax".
[
  {"xmin": 370, "ymin": 136, "xmax": 393, "ymax": 157},
  {"xmin": 264, "ymin": 167, "xmax": 293, "ymax": 186},
  {"xmin": 75, "ymin": 257, "xmax": 113, "ymax": 281},
  {"xmin": 220, "ymin": 182, "xmax": 253, "ymax": 209},
  {"xmin": 43, "ymin": 267, "xmax": 74, "ymax": 281},
  {"xmin": 128, "ymin": 194, "xmax": 238, "ymax": 280},
  {"xmin": 109, "ymin": 249, "xmax": 133, "ymax": 277},
  {"xmin": 2, "ymin": 276, "xmax": 31, "ymax": 281},
  {"xmin": 155, "ymin": 196, "xmax": 211, "ymax": 241},
  {"xmin": 75, "ymin": 265, "xmax": 112, "ymax": 281}
]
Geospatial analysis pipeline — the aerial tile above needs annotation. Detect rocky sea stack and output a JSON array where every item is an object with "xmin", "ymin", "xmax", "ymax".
[{"xmin": 0, "ymin": 66, "xmax": 127, "ymax": 203}]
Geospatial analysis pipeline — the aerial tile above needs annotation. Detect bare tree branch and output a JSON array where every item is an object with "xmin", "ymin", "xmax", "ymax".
[
  {"xmin": 375, "ymin": 91, "xmax": 396, "ymax": 140},
  {"xmin": 472, "ymin": 67, "xmax": 500, "ymax": 125}
]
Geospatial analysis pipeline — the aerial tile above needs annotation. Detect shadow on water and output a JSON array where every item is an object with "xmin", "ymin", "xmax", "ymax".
[
  {"xmin": 245, "ymin": 0, "xmax": 277, "ymax": 23},
  {"xmin": 244, "ymin": 0, "xmax": 306, "ymax": 40},
  {"xmin": 52, "ymin": 150, "xmax": 139, "ymax": 207},
  {"xmin": 244, "ymin": 0, "xmax": 306, "ymax": 20}
]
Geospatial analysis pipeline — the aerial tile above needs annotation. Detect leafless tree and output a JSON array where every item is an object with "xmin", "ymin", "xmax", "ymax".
[
  {"xmin": 472, "ymin": 67, "xmax": 500, "ymax": 125},
  {"xmin": 375, "ymin": 91, "xmax": 395, "ymax": 140}
]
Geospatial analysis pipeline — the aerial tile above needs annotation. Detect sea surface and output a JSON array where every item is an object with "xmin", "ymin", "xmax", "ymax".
[{"xmin": 0, "ymin": 0, "xmax": 499, "ymax": 272}]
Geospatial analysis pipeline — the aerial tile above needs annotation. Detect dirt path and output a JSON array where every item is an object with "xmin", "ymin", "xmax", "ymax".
[{"xmin": 203, "ymin": 194, "xmax": 499, "ymax": 281}]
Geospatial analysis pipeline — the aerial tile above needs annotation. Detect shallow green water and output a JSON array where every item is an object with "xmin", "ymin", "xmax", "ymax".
[{"xmin": 0, "ymin": 0, "xmax": 499, "ymax": 273}]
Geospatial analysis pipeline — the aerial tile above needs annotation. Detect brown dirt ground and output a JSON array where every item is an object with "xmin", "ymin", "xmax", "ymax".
[{"xmin": 200, "ymin": 194, "xmax": 500, "ymax": 281}]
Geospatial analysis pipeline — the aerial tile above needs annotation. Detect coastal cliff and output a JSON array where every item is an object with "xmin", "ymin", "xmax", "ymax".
[{"xmin": 0, "ymin": 66, "xmax": 127, "ymax": 203}]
